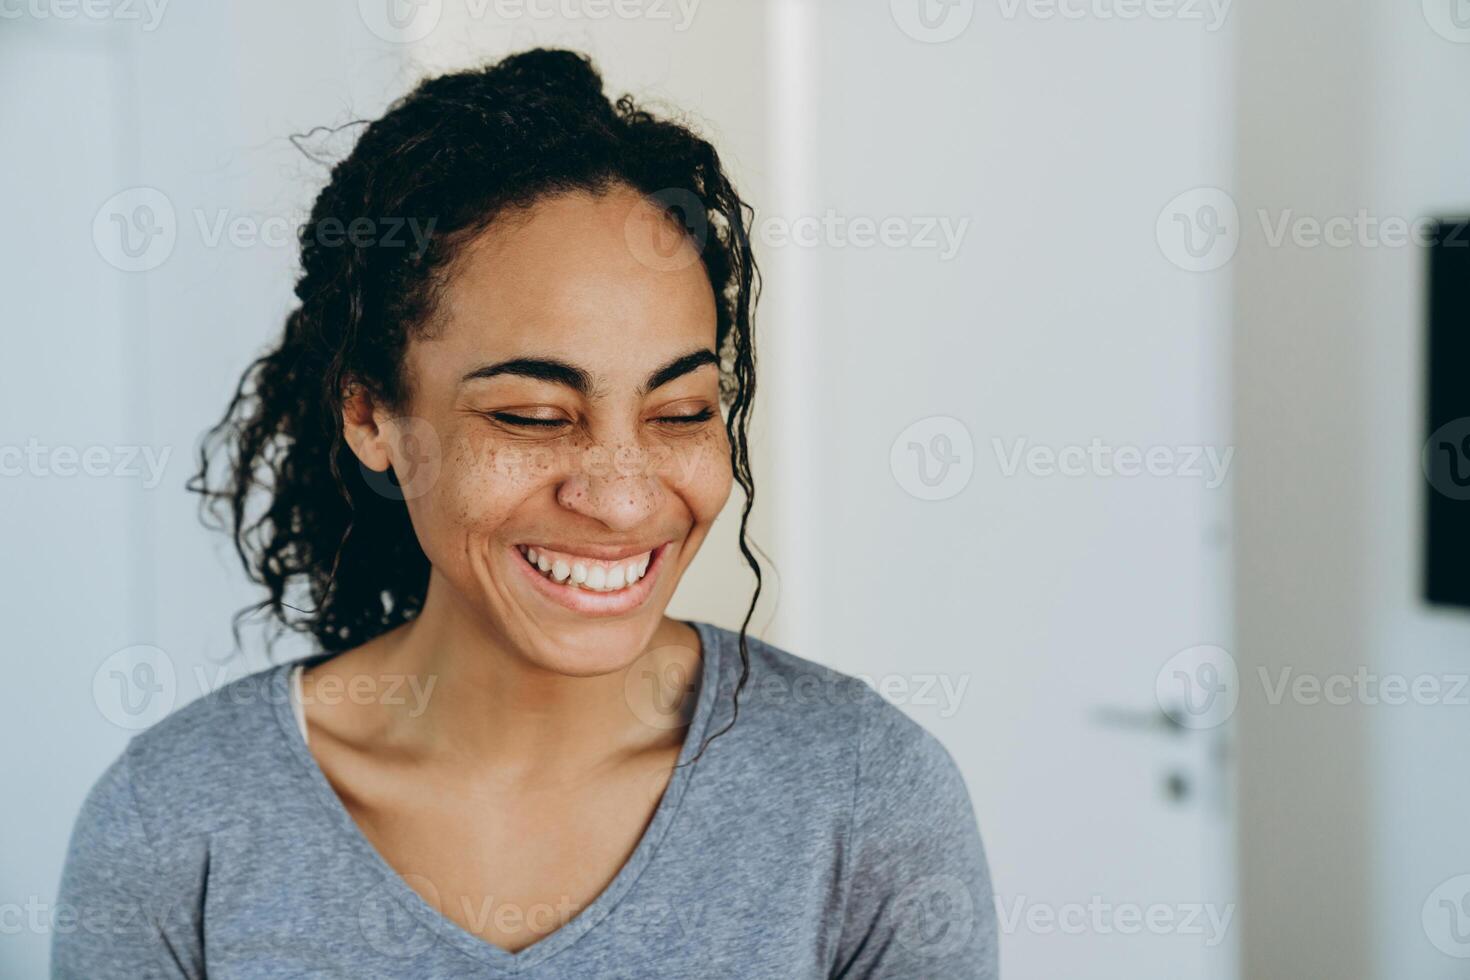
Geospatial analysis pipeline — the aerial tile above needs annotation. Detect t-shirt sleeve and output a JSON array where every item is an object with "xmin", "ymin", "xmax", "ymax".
[
  {"xmin": 831, "ymin": 687, "xmax": 999, "ymax": 979},
  {"xmin": 51, "ymin": 748, "xmax": 202, "ymax": 980}
]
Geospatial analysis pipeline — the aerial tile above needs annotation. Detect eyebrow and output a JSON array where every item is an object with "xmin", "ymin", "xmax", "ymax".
[{"xmin": 460, "ymin": 347, "xmax": 719, "ymax": 398}]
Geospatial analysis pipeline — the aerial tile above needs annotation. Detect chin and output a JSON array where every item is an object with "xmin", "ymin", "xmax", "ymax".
[{"xmin": 519, "ymin": 619, "xmax": 661, "ymax": 678}]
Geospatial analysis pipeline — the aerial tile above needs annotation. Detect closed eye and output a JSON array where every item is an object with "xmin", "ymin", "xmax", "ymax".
[
  {"xmin": 488, "ymin": 413, "xmax": 567, "ymax": 428},
  {"xmin": 655, "ymin": 408, "xmax": 716, "ymax": 425},
  {"xmin": 487, "ymin": 408, "xmax": 715, "ymax": 429}
]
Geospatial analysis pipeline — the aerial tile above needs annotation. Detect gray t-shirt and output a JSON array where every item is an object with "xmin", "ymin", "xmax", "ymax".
[{"xmin": 52, "ymin": 620, "xmax": 998, "ymax": 978}]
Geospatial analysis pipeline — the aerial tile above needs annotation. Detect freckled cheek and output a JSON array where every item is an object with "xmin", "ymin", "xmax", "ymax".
[
  {"xmin": 412, "ymin": 437, "xmax": 545, "ymax": 554},
  {"xmin": 666, "ymin": 429, "xmax": 733, "ymax": 522}
]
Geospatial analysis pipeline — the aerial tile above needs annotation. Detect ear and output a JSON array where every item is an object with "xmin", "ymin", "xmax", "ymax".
[{"xmin": 341, "ymin": 382, "xmax": 393, "ymax": 473}]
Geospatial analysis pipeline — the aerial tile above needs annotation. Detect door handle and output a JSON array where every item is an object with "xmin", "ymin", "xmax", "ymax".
[
  {"xmin": 1089, "ymin": 704, "xmax": 1233, "ymax": 807},
  {"xmin": 1090, "ymin": 704, "xmax": 1190, "ymax": 736}
]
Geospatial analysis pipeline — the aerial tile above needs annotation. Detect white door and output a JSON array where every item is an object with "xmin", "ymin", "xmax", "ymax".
[{"xmin": 763, "ymin": 2, "xmax": 1237, "ymax": 977}]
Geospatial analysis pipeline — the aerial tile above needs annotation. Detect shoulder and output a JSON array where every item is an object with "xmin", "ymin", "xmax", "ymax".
[
  {"xmin": 699, "ymin": 624, "xmax": 997, "ymax": 974},
  {"xmin": 87, "ymin": 659, "xmax": 301, "ymax": 845},
  {"xmin": 700, "ymin": 622, "xmax": 970, "ymax": 803},
  {"xmin": 52, "ymin": 665, "xmax": 293, "ymax": 979}
]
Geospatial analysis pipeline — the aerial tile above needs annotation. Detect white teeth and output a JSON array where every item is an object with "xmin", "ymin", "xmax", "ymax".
[{"xmin": 521, "ymin": 545, "xmax": 653, "ymax": 592}]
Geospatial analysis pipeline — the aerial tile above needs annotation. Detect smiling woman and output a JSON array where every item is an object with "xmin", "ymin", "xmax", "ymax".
[{"xmin": 50, "ymin": 47, "xmax": 997, "ymax": 979}]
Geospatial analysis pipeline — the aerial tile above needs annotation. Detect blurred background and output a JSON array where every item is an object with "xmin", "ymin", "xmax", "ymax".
[{"xmin": 4, "ymin": 0, "xmax": 1470, "ymax": 976}]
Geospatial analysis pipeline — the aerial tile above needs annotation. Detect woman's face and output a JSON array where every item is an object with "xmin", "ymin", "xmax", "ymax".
[{"xmin": 362, "ymin": 184, "xmax": 732, "ymax": 676}]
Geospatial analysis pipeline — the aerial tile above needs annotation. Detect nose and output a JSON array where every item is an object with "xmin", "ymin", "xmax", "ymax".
[{"xmin": 555, "ymin": 442, "xmax": 667, "ymax": 532}]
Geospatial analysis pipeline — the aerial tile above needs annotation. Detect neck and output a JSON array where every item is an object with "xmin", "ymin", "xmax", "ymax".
[{"xmin": 373, "ymin": 571, "xmax": 703, "ymax": 780}]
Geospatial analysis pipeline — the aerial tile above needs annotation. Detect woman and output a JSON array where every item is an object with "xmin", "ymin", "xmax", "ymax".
[{"xmin": 53, "ymin": 48, "xmax": 997, "ymax": 979}]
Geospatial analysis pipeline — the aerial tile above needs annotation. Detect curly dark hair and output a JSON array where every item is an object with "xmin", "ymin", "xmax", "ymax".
[{"xmin": 189, "ymin": 47, "xmax": 761, "ymax": 754}]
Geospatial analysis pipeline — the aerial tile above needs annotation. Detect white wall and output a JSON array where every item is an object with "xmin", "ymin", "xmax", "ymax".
[
  {"xmin": 0, "ymin": 6, "xmax": 407, "ymax": 974},
  {"xmin": 1233, "ymin": 2, "xmax": 1470, "ymax": 977}
]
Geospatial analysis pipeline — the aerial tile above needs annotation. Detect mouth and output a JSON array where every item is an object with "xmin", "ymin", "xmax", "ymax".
[{"xmin": 511, "ymin": 540, "xmax": 672, "ymax": 616}]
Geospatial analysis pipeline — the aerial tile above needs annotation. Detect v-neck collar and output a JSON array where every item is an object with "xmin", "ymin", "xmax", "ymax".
[{"xmin": 270, "ymin": 619, "xmax": 723, "ymax": 973}]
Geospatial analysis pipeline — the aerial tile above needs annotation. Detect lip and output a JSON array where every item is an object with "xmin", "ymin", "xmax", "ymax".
[
  {"xmin": 511, "ymin": 540, "xmax": 671, "ymax": 617},
  {"xmin": 515, "ymin": 540, "xmax": 664, "ymax": 562}
]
